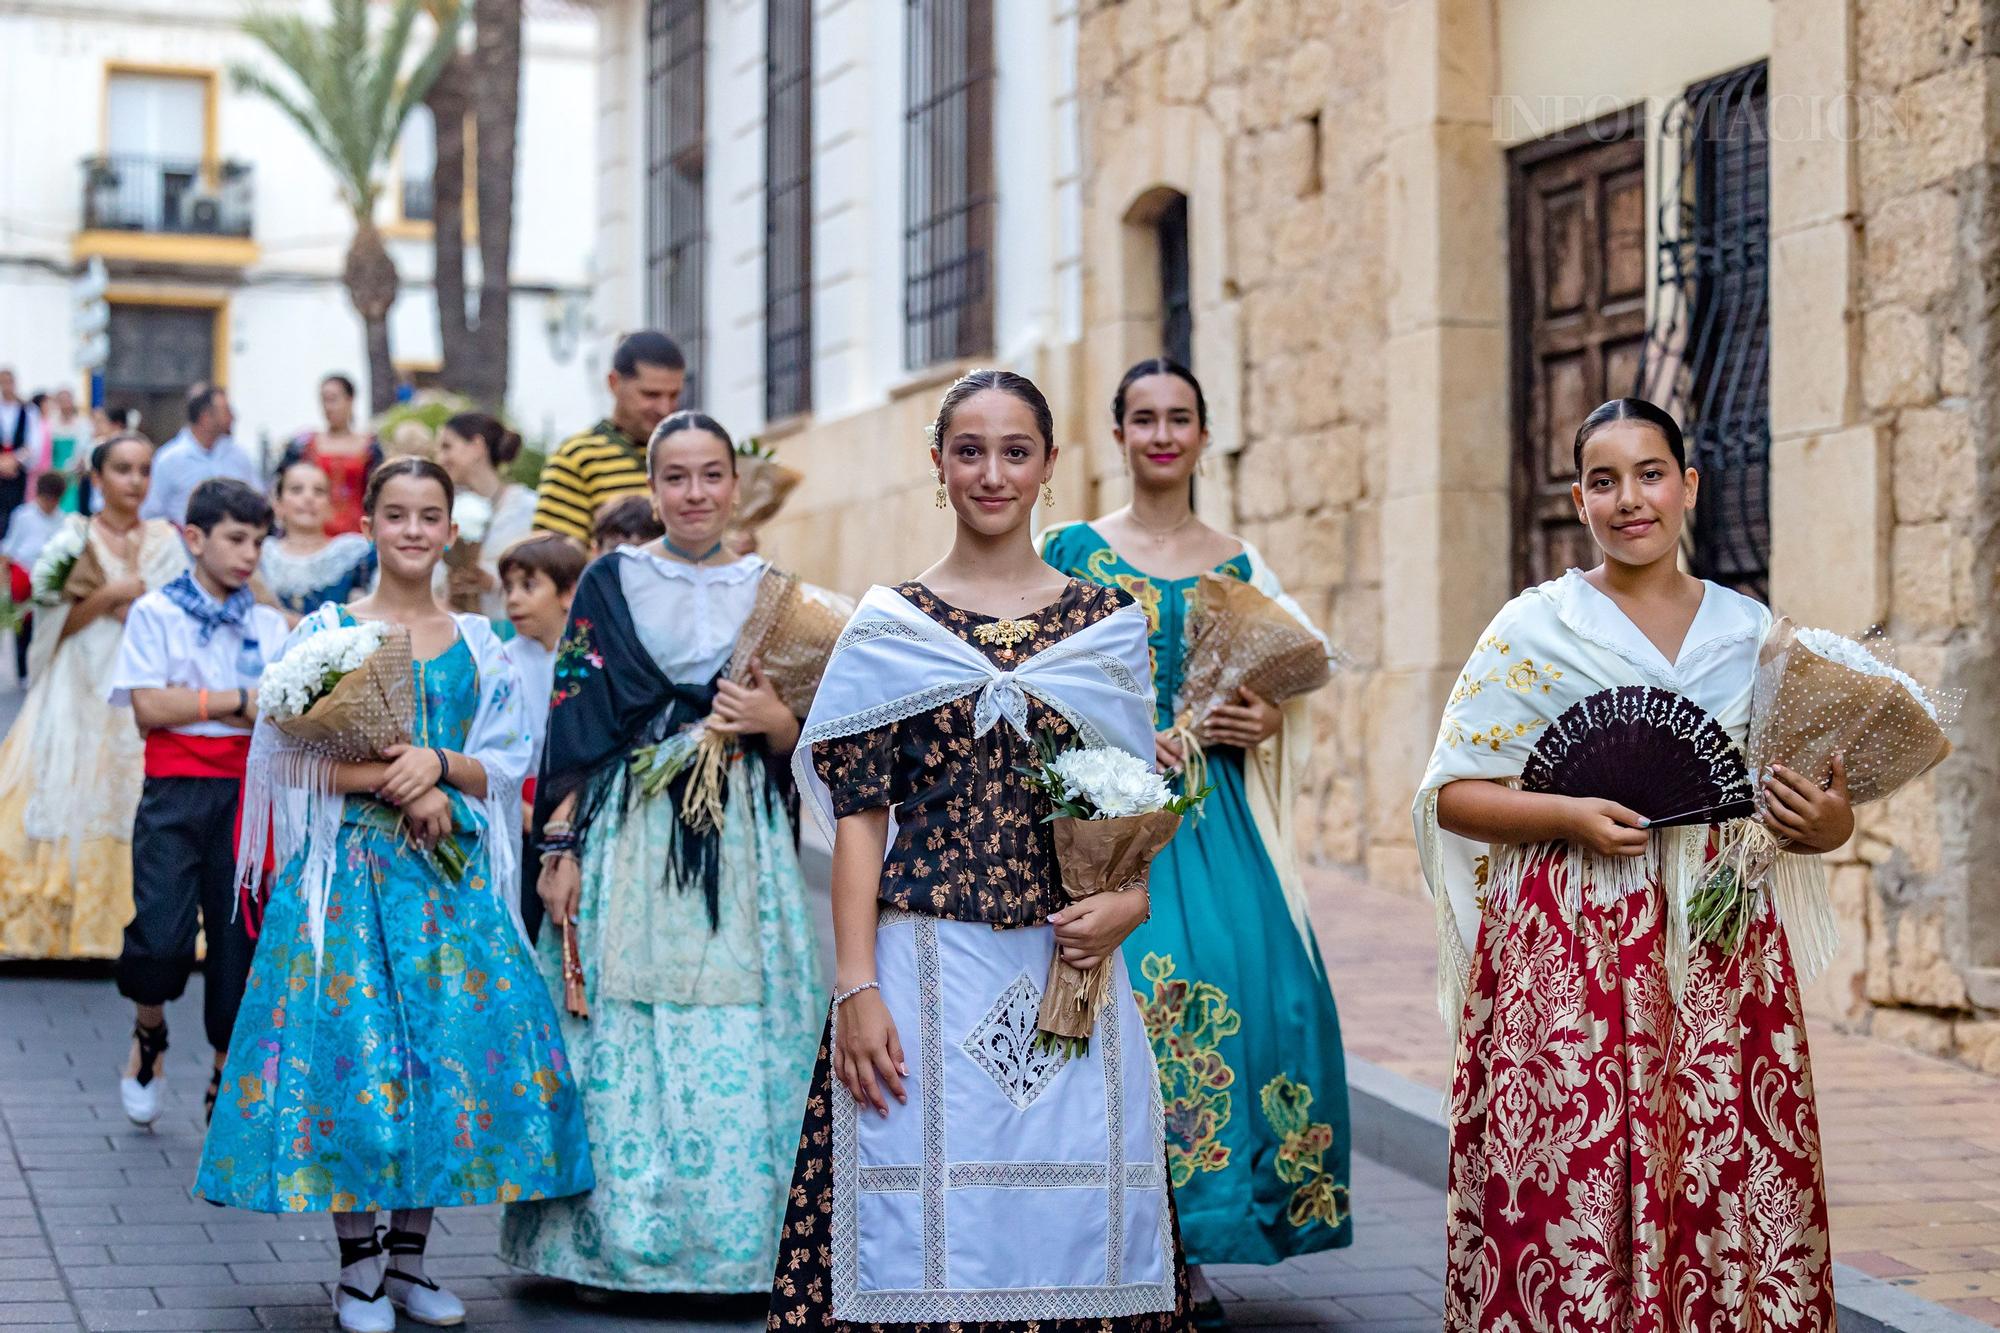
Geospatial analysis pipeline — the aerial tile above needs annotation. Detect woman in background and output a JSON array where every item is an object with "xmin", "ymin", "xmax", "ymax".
[
  {"xmin": 1041, "ymin": 358, "xmax": 1352, "ymax": 1326},
  {"xmin": 0, "ymin": 434, "xmax": 184, "ymax": 959},
  {"xmin": 436, "ymin": 412, "xmax": 536, "ymax": 623},
  {"xmin": 279, "ymin": 374, "xmax": 379, "ymax": 536}
]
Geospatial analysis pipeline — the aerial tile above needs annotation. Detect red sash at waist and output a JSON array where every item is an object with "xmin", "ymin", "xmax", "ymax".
[{"xmin": 144, "ymin": 730, "xmax": 252, "ymax": 781}]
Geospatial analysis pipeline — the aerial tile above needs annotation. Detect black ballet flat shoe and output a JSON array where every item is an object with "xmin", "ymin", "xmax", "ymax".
[
  {"xmin": 203, "ymin": 1064, "xmax": 222, "ymax": 1125},
  {"xmin": 1192, "ymin": 1295, "xmax": 1229, "ymax": 1330}
]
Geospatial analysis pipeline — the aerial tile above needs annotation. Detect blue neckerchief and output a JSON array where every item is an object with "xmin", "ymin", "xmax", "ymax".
[{"xmin": 161, "ymin": 572, "xmax": 260, "ymax": 665}]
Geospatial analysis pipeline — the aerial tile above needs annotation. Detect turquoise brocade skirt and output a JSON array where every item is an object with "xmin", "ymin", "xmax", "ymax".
[
  {"xmin": 194, "ymin": 813, "xmax": 595, "ymax": 1213},
  {"xmin": 1124, "ymin": 749, "xmax": 1354, "ymax": 1266}
]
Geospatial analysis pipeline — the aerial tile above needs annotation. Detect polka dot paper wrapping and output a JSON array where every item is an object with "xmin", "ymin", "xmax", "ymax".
[
  {"xmin": 1173, "ymin": 572, "xmax": 1333, "ymax": 730},
  {"xmin": 270, "ymin": 626, "xmax": 416, "ymax": 762},
  {"xmin": 1747, "ymin": 617, "xmax": 1960, "ymax": 809}
]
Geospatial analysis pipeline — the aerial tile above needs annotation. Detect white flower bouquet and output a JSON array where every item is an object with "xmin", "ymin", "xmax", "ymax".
[
  {"xmin": 1019, "ymin": 734, "xmax": 1206, "ymax": 1054},
  {"xmin": 442, "ymin": 492, "xmax": 495, "ymax": 612},
  {"xmin": 260, "ymin": 621, "xmax": 472, "ymax": 881},
  {"xmin": 30, "ymin": 524, "xmax": 101, "ymax": 607}
]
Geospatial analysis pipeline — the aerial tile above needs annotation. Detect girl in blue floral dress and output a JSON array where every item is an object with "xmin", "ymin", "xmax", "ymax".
[{"xmin": 196, "ymin": 458, "xmax": 594, "ymax": 1333}]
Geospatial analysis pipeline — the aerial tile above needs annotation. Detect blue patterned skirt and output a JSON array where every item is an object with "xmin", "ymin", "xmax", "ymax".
[{"xmin": 194, "ymin": 811, "xmax": 595, "ymax": 1213}]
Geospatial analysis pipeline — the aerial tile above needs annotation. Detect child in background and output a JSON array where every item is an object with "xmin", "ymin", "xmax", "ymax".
[
  {"xmin": 3, "ymin": 473, "xmax": 69, "ymax": 682},
  {"xmin": 589, "ymin": 494, "xmax": 664, "ymax": 559},
  {"xmin": 498, "ymin": 533, "xmax": 586, "ymax": 943},
  {"xmin": 108, "ymin": 478, "xmax": 287, "ymax": 1127}
]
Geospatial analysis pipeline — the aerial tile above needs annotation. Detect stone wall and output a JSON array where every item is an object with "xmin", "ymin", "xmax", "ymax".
[
  {"xmin": 1075, "ymin": 0, "xmax": 1397, "ymax": 870},
  {"xmin": 1074, "ymin": 0, "xmax": 2000, "ymax": 1072},
  {"xmin": 1790, "ymin": 0, "xmax": 2000, "ymax": 1063}
]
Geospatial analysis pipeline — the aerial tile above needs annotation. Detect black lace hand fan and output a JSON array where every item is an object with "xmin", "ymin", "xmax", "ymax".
[{"xmin": 1520, "ymin": 686, "xmax": 1755, "ymax": 828}]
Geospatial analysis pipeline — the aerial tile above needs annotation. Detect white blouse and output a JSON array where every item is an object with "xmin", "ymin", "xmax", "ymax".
[{"xmin": 614, "ymin": 548, "xmax": 767, "ymax": 685}]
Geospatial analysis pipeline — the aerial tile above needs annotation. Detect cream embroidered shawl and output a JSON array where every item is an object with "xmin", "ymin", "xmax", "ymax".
[{"xmin": 1411, "ymin": 570, "xmax": 1830, "ymax": 1032}]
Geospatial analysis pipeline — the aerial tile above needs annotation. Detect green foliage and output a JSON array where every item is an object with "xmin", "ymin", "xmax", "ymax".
[{"xmin": 232, "ymin": 0, "xmax": 464, "ymax": 222}]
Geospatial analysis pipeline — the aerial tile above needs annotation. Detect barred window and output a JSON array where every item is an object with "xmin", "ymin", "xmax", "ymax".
[
  {"xmin": 647, "ymin": 0, "xmax": 706, "ymax": 406},
  {"xmin": 1637, "ymin": 63, "xmax": 1771, "ymax": 599},
  {"xmin": 1157, "ymin": 192, "xmax": 1192, "ymax": 368},
  {"xmin": 765, "ymin": 0, "xmax": 812, "ymax": 420},
  {"xmin": 903, "ymin": 0, "xmax": 994, "ymax": 369}
]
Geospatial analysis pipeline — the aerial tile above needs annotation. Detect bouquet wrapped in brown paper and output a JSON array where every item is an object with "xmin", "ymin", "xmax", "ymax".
[
  {"xmin": 633, "ymin": 570, "xmax": 852, "ymax": 830},
  {"xmin": 1168, "ymin": 572, "xmax": 1335, "ymax": 798},
  {"xmin": 1019, "ymin": 734, "xmax": 1205, "ymax": 1054},
  {"xmin": 1689, "ymin": 618, "xmax": 1961, "ymax": 951},
  {"xmin": 29, "ymin": 521, "xmax": 102, "ymax": 607},
  {"xmin": 257, "ymin": 621, "xmax": 470, "ymax": 879},
  {"xmin": 441, "ymin": 493, "xmax": 493, "ymax": 613},
  {"xmin": 726, "ymin": 442, "xmax": 803, "ymax": 548},
  {"xmin": 61, "ymin": 543, "xmax": 108, "ymax": 603}
]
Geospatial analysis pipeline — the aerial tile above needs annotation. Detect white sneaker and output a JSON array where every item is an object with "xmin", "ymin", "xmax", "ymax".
[
  {"xmin": 118, "ymin": 1074, "xmax": 162, "ymax": 1126},
  {"xmin": 333, "ymin": 1284, "xmax": 396, "ymax": 1333},
  {"xmin": 386, "ymin": 1271, "xmax": 465, "ymax": 1327}
]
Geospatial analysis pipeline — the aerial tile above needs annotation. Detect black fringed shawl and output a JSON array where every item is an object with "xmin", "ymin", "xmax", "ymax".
[{"xmin": 531, "ymin": 558, "xmax": 792, "ymax": 928}]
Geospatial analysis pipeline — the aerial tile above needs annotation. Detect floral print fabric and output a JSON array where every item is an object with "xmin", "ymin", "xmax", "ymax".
[
  {"xmin": 500, "ymin": 754, "xmax": 822, "ymax": 1291},
  {"xmin": 808, "ymin": 578, "xmax": 1129, "ymax": 926},
  {"xmin": 195, "ymin": 634, "xmax": 593, "ymax": 1213},
  {"xmin": 1445, "ymin": 845, "xmax": 1835, "ymax": 1333}
]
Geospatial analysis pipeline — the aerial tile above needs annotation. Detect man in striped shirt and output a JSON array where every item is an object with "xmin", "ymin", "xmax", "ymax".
[{"xmin": 532, "ymin": 330, "xmax": 686, "ymax": 542}]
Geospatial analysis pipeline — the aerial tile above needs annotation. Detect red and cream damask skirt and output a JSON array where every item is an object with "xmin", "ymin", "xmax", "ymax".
[{"xmin": 1445, "ymin": 845, "xmax": 1835, "ymax": 1333}]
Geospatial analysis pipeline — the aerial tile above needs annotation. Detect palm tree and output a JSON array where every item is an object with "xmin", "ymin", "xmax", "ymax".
[
  {"xmin": 233, "ymin": 0, "xmax": 464, "ymax": 413},
  {"xmin": 426, "ymin": 0, "xmax": 521, "ymax": 410}
]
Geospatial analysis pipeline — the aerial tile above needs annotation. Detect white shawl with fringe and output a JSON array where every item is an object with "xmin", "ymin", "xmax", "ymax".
[
  {"xmin": 1412, "ymin": 570, "xmax": 1831, "ymax": 1032},
  {"xmin": 793, "ymin": 585, "xmax": 1157, "ymax": 842},
  {"xmin": 236, "ymin": 604, "xmax": 532, "ymax": 968}
]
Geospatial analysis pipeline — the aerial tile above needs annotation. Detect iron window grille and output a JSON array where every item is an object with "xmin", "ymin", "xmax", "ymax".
[
  {"xmin": 1635, "ymin": 62, "xmax": 1772, "ymax": 600},
  {"xmin": 902, "ymin": 0, "xmax": 994, "ymax": 369},
  {"xmin": 1158, "ymin": 193, "xmax": 1192, "ymax": 368},
  {"xmin": 647, "ymin": 0, "xmax": 706, "ymax": 406},
  {"xmin": 765, "ymin": 0, "xmax": 812, "ymax": 421}
]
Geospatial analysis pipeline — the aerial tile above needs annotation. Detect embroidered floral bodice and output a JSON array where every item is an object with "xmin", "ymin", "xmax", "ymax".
[{"xmin": 809, "ymin": 578, "xmax": 1131, "ymax": 926}]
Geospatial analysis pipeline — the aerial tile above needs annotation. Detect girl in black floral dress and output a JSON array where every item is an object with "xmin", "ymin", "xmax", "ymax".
[{"xmin": 769, "ymin": 370, "xmax": 1193, "ymax": 1332}]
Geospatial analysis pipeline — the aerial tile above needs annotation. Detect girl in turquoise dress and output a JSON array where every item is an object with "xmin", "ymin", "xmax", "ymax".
[
  {"xmin": 500, "ymin": 411, "xmax": 823, "ymax": 1295},
  {"xmin": 1040, "ymin": 359, "xmax": 1353, "ymax": 1325},
  {"xmin": 196, "ymin": 457, "xmax": 594, "ymax": 1333}
]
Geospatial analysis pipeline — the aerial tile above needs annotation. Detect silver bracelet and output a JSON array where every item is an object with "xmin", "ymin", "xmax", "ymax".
[{"xmin": 832, "ymin": 980, "xmax": 880, "ymax": 1009}]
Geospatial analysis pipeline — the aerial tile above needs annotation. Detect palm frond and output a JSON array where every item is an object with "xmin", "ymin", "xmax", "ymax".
[{"xmin": 235, "ymin": 0, "xmax": 459, "ymax": 223}]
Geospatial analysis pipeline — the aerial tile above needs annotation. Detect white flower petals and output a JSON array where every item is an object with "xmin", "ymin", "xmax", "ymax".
[
  {"xmin": 258, "ymin": 620, "xmax": 390, "ymax": 720},
  {"xmin": 1046, "ymin": 745, "xmax": 1176, "ymax": 819}
]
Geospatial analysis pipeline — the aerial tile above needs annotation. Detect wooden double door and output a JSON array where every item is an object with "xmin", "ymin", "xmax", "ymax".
[{"xmin": 1507, "ymin": 111, "xmax": 1649, "ymax": 588}]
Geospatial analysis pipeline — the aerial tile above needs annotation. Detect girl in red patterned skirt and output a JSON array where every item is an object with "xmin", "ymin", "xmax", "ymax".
[{"xmin": 1414, "ymin": 399, "xmax": 1853, "ymax": 1333}]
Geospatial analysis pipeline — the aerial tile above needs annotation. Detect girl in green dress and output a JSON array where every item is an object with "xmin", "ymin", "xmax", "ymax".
[{"xmin": 1040, "ymin": 359, "xmax": 1353, "ymax": 1326}]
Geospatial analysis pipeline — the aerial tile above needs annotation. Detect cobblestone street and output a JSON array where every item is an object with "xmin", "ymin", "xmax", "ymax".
[{"xmin": 0, "ymin": 967, "xmax": 1449, "ymax": 1332}]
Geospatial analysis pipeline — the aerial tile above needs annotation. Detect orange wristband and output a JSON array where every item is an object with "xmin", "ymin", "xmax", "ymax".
[{"xmin": 197, "ymin": 689, "xmax": 210, "ymax": 722}]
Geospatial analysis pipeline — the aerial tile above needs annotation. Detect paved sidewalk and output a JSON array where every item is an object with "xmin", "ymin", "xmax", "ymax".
[
  {"xmin": 1306, "ymin": 866, "xmax": 2000, "ymax": 1327},
  {"xmin": 0, "ymin": 965, "xmax": 1452, "ymax": 1332}
]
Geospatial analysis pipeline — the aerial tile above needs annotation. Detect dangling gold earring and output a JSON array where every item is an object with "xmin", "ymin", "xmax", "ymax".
[
  {"xmin": 934, "ymin": 470, "xmax": 948, "ymax": 509},
  {"xmin": 1042, "ymin": 482, "xmax": 1056, "ymax": 509}
]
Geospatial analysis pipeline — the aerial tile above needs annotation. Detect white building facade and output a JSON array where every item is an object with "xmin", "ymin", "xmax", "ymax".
[
  {"xmin": 0, "ymin": 0, "xmax": 603, "ymax": 461},
  {"xmin": 588, "ymin": 0, "xmax": 1089, "ymax": 588}
]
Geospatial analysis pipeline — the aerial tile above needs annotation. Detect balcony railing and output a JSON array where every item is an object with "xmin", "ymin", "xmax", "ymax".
[{"xmin": 81, "ymin": 154, "xmax": 254, "ymax": 238}]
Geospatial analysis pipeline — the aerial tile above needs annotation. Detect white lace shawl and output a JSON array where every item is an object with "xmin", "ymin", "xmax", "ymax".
[
  {"xmin": 793, "ymin": 586, "xmax": 1158, "ymax": 844},
  {"xmin": 236, "ymin": 604, "xmax": 532, "ymax": 968},
  {"xmin": 258, "ymin": 532, "xmax": 373, "ymax": 603},
  {"xmin": 1412, "ymin": 570, "xmax": 1829, "ymax": 1031}
]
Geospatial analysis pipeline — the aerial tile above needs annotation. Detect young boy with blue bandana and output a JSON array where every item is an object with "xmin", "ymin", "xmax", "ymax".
[{"xmin": 108, "ymin": 477, "xmax": 289, "ymax": 1127}]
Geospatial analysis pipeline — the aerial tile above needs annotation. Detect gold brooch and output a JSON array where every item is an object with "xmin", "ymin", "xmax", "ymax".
[{"xmin": 972, "ymin": 617, "xmax": 1039, "ymax": 649}]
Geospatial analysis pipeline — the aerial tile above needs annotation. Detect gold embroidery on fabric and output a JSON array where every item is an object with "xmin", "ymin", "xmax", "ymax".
[
  {"xmin": 1439, "ymin": 717, "xmax": 1548, "ymax": 752},
  {"xmin": 1134, "ymin": 953, "xmax": 1238, "ymax": 1187},
  {"xmin": 971, "ymin": 617, "xmax": 1040, "ymax": 648},
  {"xmin": 1261, "ymin": 1073, "xmax": 1351, "ymax": 1229}
]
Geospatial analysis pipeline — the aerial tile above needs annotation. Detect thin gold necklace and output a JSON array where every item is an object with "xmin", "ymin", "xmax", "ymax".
[{"xmin": 1128, "ymin": 507, "xmax": 1196, "ymax": 542}]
